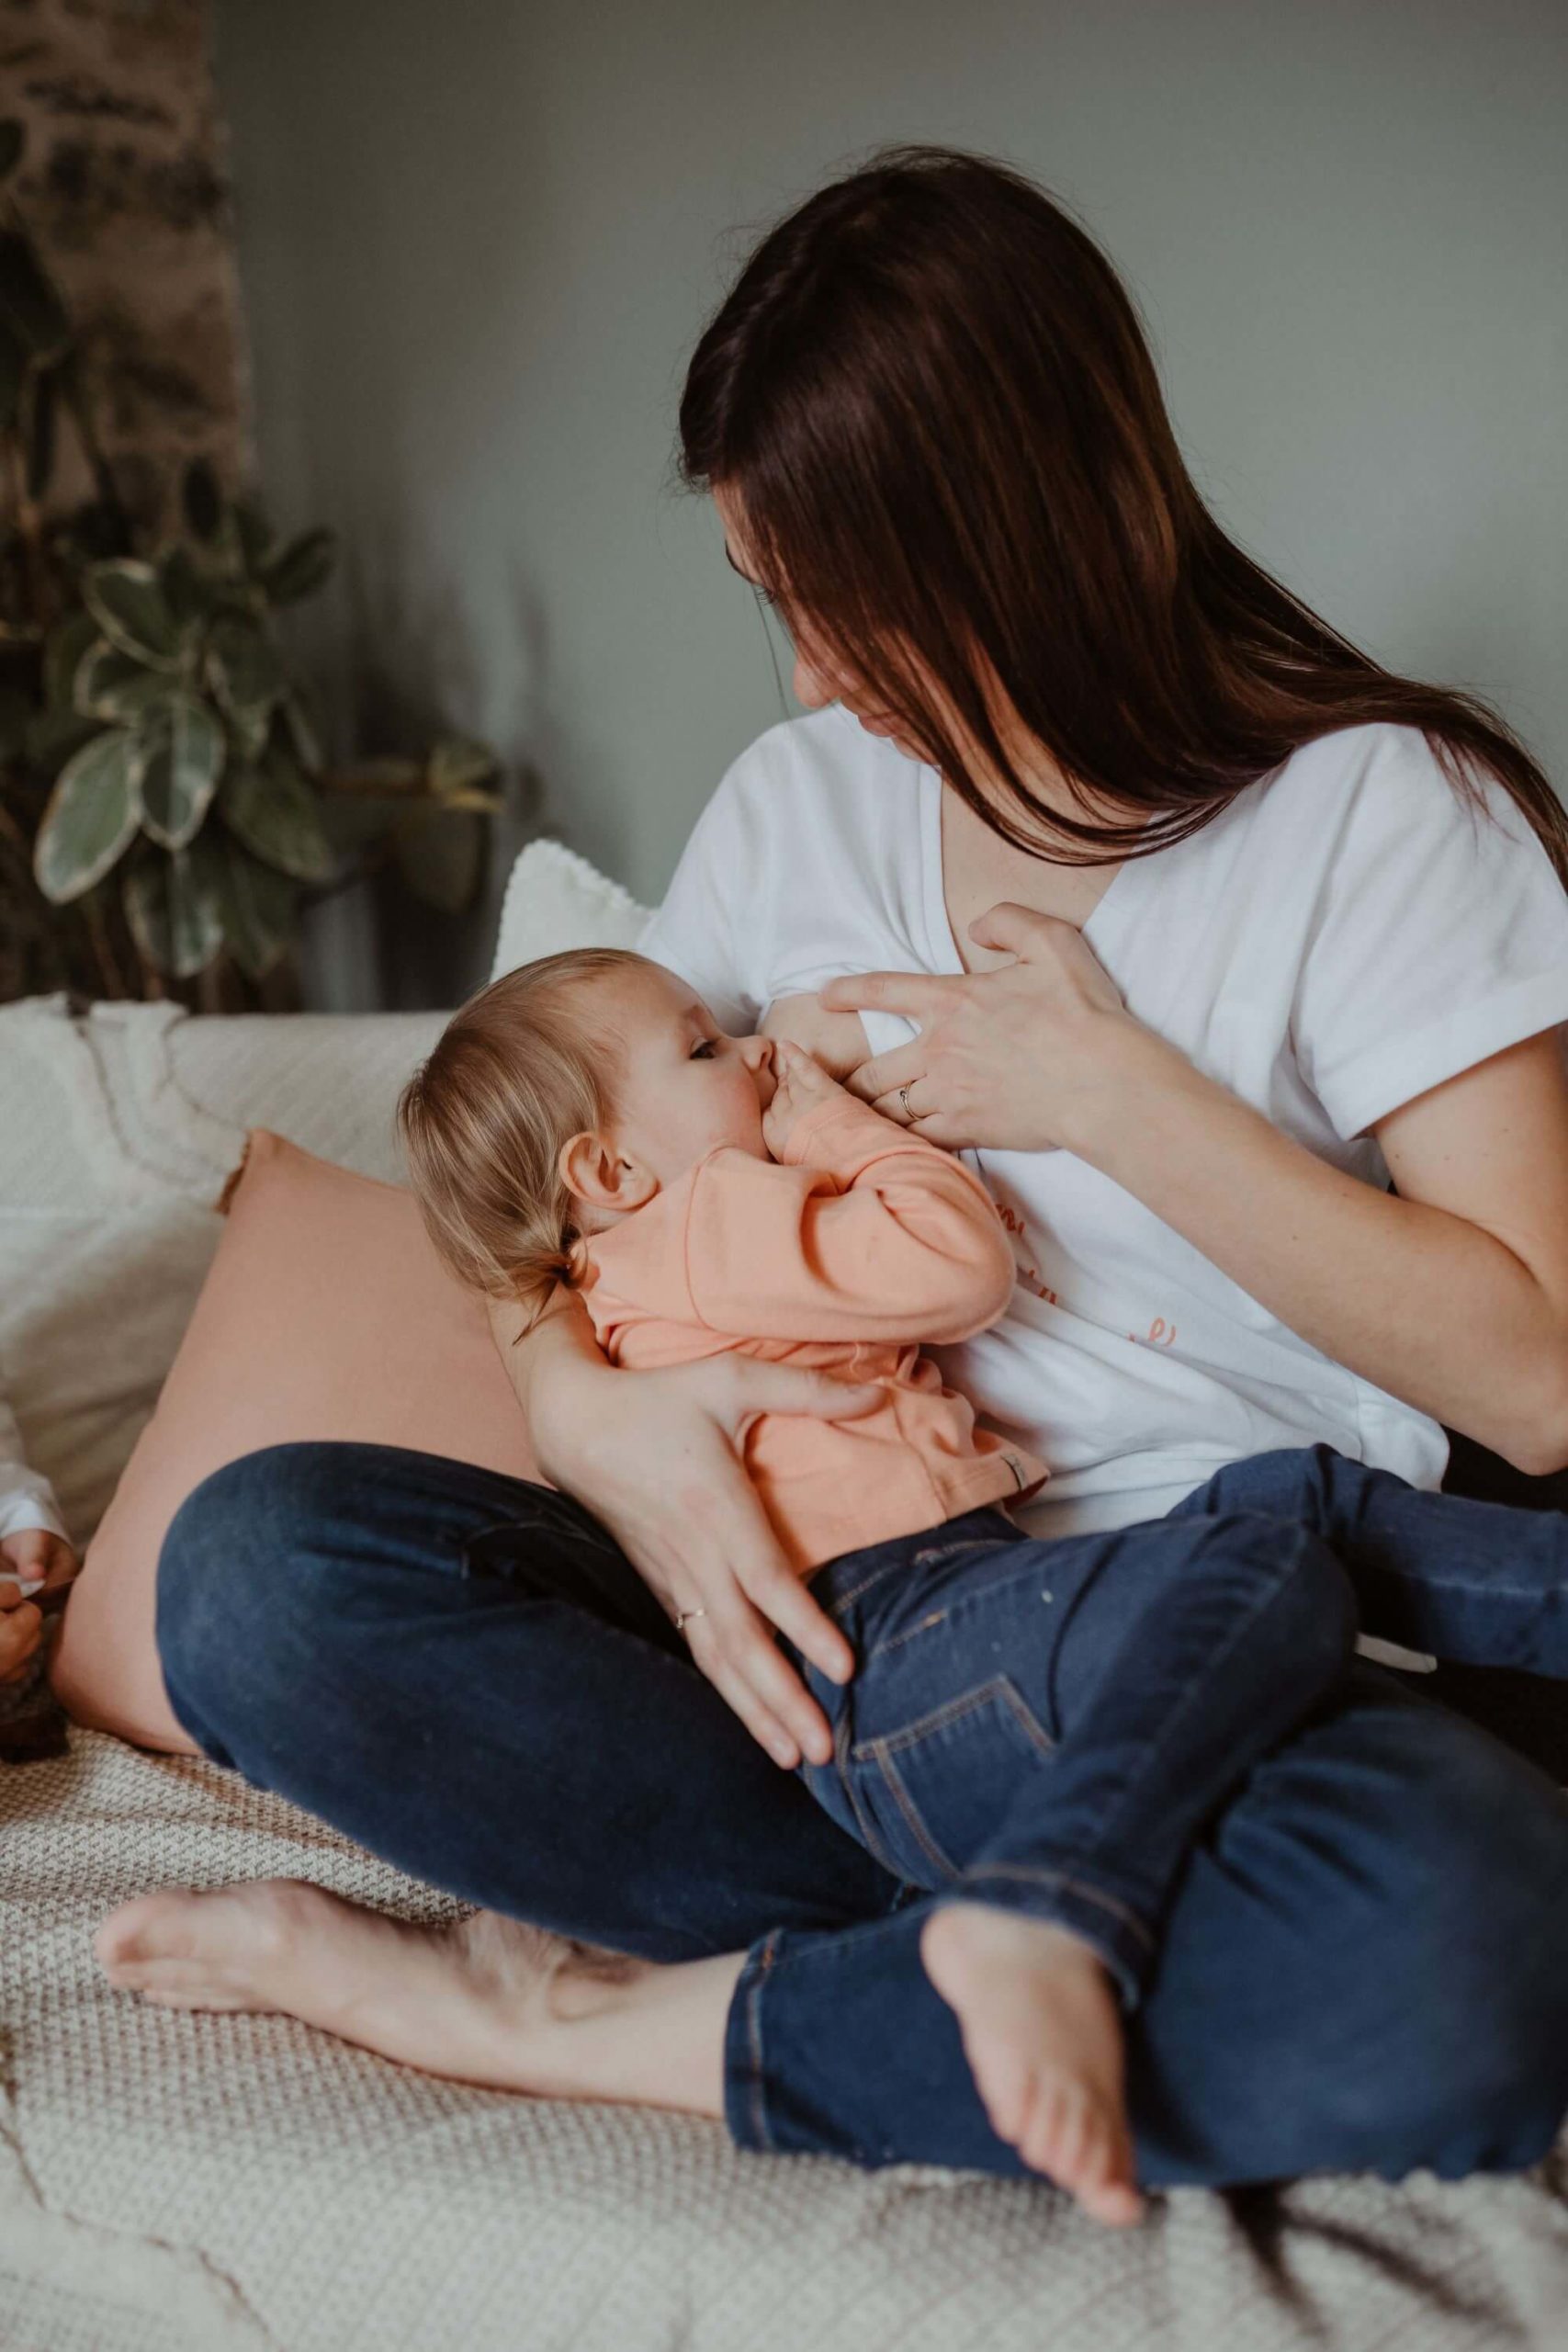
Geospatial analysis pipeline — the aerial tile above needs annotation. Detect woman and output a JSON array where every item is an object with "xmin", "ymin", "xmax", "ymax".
[{"xmin": 99, "ymin": 147, "xmax": 1568, "ymax": 2196}]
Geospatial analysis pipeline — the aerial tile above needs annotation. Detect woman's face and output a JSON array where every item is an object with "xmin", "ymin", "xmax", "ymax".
[{"xmin": 713, "ymin": 483, "xmax": 923, "ymax": 761}]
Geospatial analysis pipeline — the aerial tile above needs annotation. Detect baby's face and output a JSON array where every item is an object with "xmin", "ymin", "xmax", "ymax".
[{"xmin": 596, "ymin": 961, "xmax": 777, "ymax": 1185}]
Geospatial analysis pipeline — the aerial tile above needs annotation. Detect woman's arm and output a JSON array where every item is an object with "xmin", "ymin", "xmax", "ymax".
[
  {"xmin": 1088, "ymin": 1027, "xmax": 1568, "ymax": 1475},
  {"xmin": 486, "ymin": 1292, "xmax": 869, "ymax": 1765},
  {"xmin": 827, "ymin": 907, "xmax": 1568, "ymax": 1475}
]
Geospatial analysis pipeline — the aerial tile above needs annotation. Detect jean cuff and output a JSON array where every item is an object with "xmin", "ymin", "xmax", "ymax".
[
  {"xmin": 942, "ymin": 1865, "xmax": 1156, "ymax": 2008},
  {"xmin": 724, "ymin": 1929, "xmax": 784, "ymax": 2152}
]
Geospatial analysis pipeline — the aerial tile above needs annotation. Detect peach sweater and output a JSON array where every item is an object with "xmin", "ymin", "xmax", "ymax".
[{"xmin": 573, "ymin": 1095, "xmax": 1048, "ymax": 1577}]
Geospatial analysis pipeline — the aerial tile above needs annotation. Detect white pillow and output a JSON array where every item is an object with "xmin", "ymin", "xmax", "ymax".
[
  {"xmin": 491, "ymin": 839, "xmax": 651, "ymax": 979},
  {"xmin": 0, "ymin": 997, "xmax": 441, "ymax": 1545}
]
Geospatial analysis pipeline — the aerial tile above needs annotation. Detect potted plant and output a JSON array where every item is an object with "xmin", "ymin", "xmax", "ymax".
[{"xmin": 1, "ymin": 115, "xmax": 502, "ymax": 1008}]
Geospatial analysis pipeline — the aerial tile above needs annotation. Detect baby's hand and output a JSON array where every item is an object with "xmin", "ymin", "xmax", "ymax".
[{"xmin": 763, "ymin": 1039, "xmax": 852, "ymax": 1158}]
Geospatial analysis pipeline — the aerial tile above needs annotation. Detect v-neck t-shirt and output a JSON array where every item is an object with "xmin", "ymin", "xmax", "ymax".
[{"xmin": 639, "ymin": 708, "xmax": 1568, "ymax": 1534}]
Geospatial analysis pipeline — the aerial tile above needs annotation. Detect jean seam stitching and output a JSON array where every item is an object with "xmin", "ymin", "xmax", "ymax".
[
  {"xmin": 852, "ymin": 1675, "xmax": 1055, "ymax": 1761},
  {"xmin": 959, "ymin": 1863, "xmax": 1156, "ymax": 1951},
  {"xmin": 868, "ymin": 1744, "xmax": 960, "ymax": 1880},
  {"xmin": 744, "ymin": 1932, "xmax": 779, "ymax": 2153}
]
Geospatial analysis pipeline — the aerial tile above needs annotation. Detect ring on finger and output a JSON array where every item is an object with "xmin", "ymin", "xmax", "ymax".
[
  {"xmin": 674, "ymin": 1606, "xmax": 707, "ymax": 1634},
  {"xmin": 898, "ymin": 1083, "xmax": 916, "ymax": 1121}
]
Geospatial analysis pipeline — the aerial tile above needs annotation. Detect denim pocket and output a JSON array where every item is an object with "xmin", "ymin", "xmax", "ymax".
[{"xmin": 846, "ymin": 1675, "xmax": 1055, "ymax": 1887}]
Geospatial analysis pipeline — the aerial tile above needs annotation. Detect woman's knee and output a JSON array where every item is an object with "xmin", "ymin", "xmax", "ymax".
[
  {"xmin": 1336, "ymin": 1712, "xmax": 1568, "ymax": 2173},
  {"xmin": 156, "ymin": 1443, "xmax": 368, "ymax": 1740}
]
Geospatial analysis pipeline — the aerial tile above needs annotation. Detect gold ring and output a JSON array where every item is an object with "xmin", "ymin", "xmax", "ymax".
[
  {"xmin": 898, "ymin": 1084, "xmax": 914, "ymax": 1120},
  {"xmin": 674, "ymin": 1607, "xmax": 707, "ymax": 1634}
]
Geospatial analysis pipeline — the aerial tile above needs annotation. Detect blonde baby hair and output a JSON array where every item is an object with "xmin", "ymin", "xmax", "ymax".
[{"xmin": 397, "ymin": 946, "xmax": 650, "ymax": 1321}]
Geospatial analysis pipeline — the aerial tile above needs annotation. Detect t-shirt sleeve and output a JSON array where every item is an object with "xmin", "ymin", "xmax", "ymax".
[
  {"xmin": 1292, "ymin": 729, "xmax": 1568, "ymax": 1139},
  {"xmin": 637, "ymin": 765, "xmax": 768, "ymax": 1036}
]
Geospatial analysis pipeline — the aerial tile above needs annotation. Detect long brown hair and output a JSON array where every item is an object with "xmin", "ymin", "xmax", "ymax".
[{"xmin": 679, "ymin": 145, "xmax": 1567, "ymax": 882}]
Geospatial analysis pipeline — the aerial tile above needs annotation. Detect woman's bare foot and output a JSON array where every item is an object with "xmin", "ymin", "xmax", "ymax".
[
  {"xmin": 920, "ymin": 1903, "xmax": 1144, "ymax": 2226},
  {"xmin": 95, "ymin": 1882, "xmax": 739, "ymax": 2117}
]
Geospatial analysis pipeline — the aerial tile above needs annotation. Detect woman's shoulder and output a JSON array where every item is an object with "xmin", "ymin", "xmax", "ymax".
[{"xmin": 1255, "ymin": 720, "xmax": 1531, "ymax": 847}]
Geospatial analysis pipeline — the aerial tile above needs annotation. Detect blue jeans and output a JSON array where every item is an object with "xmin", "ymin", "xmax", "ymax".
[
  {"xmin": 787, "ymin": 1442, "xmax": 1568, "ymax": 2012},
  {"xmin": 155, "ymin": 1441, "xmax": 1568, "ymax": 2186}
]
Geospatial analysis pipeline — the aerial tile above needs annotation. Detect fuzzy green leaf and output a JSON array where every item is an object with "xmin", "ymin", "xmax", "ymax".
[
  {"xmin": 220, "ymin": 745, "xmax": 334, "ymax": 881},
  {"xmin": 43, "ymin": 612, "xmax": 100, "ymax": 711},
  {"xmin": 33, "ymin": 727, "xmax": 144, "ymax": 902},
  {"xmin": 206, "ymin": 612, "xmax": 286, "ymax": 724},
  {"xmin": 427, "ymin": 735, "xmax": 501, "ymax": 799},
  {"xmin": 74, "ymin": 640, "xmax": 174, "ymax": 725},
  {"xmin": 123, "ymin": 836, "xmax": 227, "ymax": 978},
  {"xmin": 140, "ymin": 695, "xmax": 226, "ymax": 851},
  {"xmin": 220, "ymin": 841, "xmax": 298, "ymax": 980},
  {"xmin": 261, "ymin": 526, "xmax": 337, "ymax": 606},
  {"xmin": 278, "ymin": 689, "xmax": 323, "ymax": 775},
  {"xmin": 83, "ymin": 560, "xmax": 186, "ymax": 668}
]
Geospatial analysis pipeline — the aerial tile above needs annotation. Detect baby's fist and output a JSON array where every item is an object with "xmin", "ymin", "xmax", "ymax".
[{"xmin": 762, "ymin": 1039, "xmax": 848, "ymax": 1157}]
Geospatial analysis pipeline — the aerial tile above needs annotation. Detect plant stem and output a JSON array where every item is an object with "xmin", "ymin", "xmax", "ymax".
[{"xmin": 82, "ymin": 888, "xmax": 133, "ymax": 1001}]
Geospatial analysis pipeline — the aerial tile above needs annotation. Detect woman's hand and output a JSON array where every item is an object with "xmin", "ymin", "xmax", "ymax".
[
  {"xmin": 498, "ymin": 1297, "xmax": 875, "ymax": 1769},
  {"xmin": 821, "ymin": 902, "xmax": 1184, "ymax": 1156},
  {"xmin": 759, "ymin": 992, "xmax": 870, "ymax": 1081}
]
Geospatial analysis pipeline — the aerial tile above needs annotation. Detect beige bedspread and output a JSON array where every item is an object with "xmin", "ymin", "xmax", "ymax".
[{"xmin": 3, "ymin": 1732, "xmax": 1567, "ymax": 2352}]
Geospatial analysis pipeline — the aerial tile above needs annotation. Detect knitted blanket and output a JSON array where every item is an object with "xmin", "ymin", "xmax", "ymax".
[{"xmin": 3, "ymin": 1733, "xmax": 1566, "ymax": 2351}]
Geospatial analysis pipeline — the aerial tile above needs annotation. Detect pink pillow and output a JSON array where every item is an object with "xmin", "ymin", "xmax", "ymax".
[{"xmin": 53, "ymin": 1130, "xmax": 539, "ymax": 1751}]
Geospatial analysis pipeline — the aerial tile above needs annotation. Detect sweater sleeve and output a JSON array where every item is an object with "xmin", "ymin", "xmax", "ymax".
[
  {"xmin": 682, "ymin": 1098, "xmax": 1016, "ymax": 1345},
  {"xmin": 0, "ymin": 1395, "xmax": 67, "ymax": 1546}
]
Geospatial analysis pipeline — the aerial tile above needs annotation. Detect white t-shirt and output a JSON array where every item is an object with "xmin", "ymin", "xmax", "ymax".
[{"xmin": 641, "ymin": 710, "xmax": 1568, "ymax": 1535}]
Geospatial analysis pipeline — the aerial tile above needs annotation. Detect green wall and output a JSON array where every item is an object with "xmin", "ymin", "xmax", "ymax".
[{"xmin": 215, "ymin": 0, "xmax": 1567, "ymax": 1001}]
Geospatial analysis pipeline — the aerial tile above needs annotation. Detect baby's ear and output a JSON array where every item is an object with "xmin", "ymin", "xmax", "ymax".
[{"xmin": 558, "ymin": 1131, "xmax": 657, "ymax": 1216}]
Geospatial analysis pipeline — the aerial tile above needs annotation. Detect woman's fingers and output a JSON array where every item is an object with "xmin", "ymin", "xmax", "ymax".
[
  {"xmin": 966, "ymin": 900, "xmax": 1066, "ymax": 957},
  {"xmin": 820, "ymin": 970, "xmax": 954, "ymax": 1021},
  {"xmin": 682, "ymin": 1590, "xmax": 830, "ymax": 1767},
  {"xmin": 720, "ymin": 1360, "xmax": 884, "ymax": 1425},
  {"xmin": 739, "ymin": 1551, "xmax": 853, "ymax": 1685},
  {"xmin": 842, "ymin": 1038, "xmax": 927, "ymax": 1105}
]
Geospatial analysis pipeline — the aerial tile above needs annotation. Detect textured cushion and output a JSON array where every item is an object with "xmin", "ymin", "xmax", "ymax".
[
  {"xmin": 53, "ymin": 1131, "xmax": 537, "ymax": 1750},
  {"xmin": 492, "ymin": 837, "xmax": 651, "ymax": 978},
  {"xmin": 0, "ymin": 995, "xmax": 443, "ymax": 1549}
]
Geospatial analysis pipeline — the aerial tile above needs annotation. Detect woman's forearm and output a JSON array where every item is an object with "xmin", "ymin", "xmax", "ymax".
[{"xmin": 1075, "ymin": 1041, "xmax": 1568, "ymax": 1474}]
